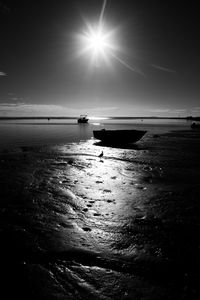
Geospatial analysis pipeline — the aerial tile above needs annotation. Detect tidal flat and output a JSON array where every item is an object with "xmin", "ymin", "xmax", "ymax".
[{"xmin": 0, "ymin": 129, "xmax": 200, "ymax": 299}]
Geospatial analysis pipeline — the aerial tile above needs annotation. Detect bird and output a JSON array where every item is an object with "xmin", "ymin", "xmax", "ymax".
[{"xmin": 98, "ymin": 151, "xmax": 104, "ymax": 158}]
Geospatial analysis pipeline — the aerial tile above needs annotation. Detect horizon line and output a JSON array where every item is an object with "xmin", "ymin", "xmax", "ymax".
[{"xmin": 0, "ymin": 116, "xmax": 198, "ymax": 120}]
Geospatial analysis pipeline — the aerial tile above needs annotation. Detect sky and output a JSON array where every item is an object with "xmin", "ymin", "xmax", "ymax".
[{"xmin": 0, "ymin": 0, "xmax": 200, "ymax": 117}]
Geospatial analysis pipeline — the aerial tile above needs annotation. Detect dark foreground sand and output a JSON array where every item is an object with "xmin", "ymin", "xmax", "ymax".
[{"xmin": 0, "ymin": 129, "xmax": 200, "ymax": 299}]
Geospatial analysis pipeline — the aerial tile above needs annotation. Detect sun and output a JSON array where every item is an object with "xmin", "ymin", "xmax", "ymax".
[
  {"xmin": 73, "ymin": 0, "xmax": 117, "ymax": 66},
  {"xmin": 75, "ymin": 22, "xmax": 119, "ymax": 68},
  {"xmin": 85, "ymin": 27, "xmax": 107, "ymax": 54}
]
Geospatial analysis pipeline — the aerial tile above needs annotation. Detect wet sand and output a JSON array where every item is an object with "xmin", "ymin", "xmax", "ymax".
[{"xmin": 0, "ymin": 129, "xmax": 200, "ymax": 299}]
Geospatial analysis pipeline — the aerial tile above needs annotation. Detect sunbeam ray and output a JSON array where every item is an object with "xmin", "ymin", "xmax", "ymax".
[
  {"xmin": 110, "ymin": 52, "xmax": 145, "ymax": 76},
  {"xmin": 99, "ymin": 0, "xmax": 107, "ymax": 26},
  {"xmin": 151, "ymin": 64, "xmax": 176, "ymax": 73}
]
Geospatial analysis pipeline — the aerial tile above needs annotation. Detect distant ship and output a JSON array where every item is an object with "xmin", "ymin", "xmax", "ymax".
[
  {"xmin": 77, "ymin": 115, "xmax": 89, "ymax": 123},
  {"xmin": 93, "ymin": 129, "xmax": 147, "ymax": 144}
]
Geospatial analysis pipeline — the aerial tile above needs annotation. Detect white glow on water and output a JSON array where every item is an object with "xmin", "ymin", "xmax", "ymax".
[{"xmin": 89, "ymin": 116, "xmax": 109, "ymax": 120}]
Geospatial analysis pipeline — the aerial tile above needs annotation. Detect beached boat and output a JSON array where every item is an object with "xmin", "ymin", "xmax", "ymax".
[
  {"xmin": 191, "ymin": 122, "xmax": 200, "ymax": 129},
  {"xmin": 77, "ymin": 115, "xmax": 89, "ymax": 123},
  {"xmin": 93, "ymin": 129, "xmax": 147, "ymax": 144}
]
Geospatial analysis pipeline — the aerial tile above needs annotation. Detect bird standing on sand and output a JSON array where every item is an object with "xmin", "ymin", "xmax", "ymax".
[{"xmin": 98, "ymin": 151, "xmax": 103, "ymax": 158}]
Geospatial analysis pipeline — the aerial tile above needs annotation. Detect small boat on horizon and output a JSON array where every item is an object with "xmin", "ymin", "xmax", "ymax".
[
  {"xmin": 77, "ymin": 115, "xmax": 89, "ymax": 123},
  {"xmin": 93, "ymin": 129, "xmax": 147, "ymax": 144}
]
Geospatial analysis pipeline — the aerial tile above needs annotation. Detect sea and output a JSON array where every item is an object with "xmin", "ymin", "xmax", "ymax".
[{"xmin": 0, "ymin": 117, "xmax": 190, "ymax": 151}]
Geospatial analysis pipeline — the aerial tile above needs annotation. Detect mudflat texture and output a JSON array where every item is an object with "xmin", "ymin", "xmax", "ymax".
[{"xmin": 0, "ymin": 130, "xmax": 200, "ymax": 299}]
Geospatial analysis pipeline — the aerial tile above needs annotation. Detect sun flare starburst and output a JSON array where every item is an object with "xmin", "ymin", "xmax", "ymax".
[
  {"xmin": 76, "ymin": 22, "xmax": 119, "ymax": 67},
  {"xmin": 73, "ymin": 0, "xmax": 144, "ymax": 75},
  {"xmin": 86, "ymin": 28, "xmax": 106, "ymax": 53}
]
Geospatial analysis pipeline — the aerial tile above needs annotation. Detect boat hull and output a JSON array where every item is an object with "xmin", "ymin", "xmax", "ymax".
[
  {"xmin": 93, "ymin": 129, "xmax": 147, "ymax": 144},
  {"xmin": 77, "ymin": 119, "xmax": 88, "ymax": 123}
]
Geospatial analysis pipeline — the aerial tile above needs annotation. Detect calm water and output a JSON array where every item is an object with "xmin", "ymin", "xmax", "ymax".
[{"xmin": 0, "ymin": 118, "xmax": 190, "ymax": 151}]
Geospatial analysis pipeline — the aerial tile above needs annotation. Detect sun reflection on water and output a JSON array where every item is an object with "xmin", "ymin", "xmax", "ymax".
[{"xmin": 50, "ymin": 141, "xmax": 148, "ymax": 254}]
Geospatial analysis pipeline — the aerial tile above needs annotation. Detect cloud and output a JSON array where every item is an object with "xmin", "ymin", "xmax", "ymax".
[
  {"xmin": 0, "ymin": 102, "xmax": 26, "ymax": 106},
  {"xmin": 173, "ymin": 109, "xmax": 187, "ymax": 113},
  {"xmin": 0, "ymin": 71, "xmax": 7, "ymax": 76},
  {"xmin": 148, "ymin": 108, "xmax": 188, "ymax": 116},
  {"xmin": 87, "ymin": 106, "xmax": 118, "ymax": 112},
  {"xmin": 148, "ymin": 108, "xmax": 170, "ymax": 113},
  {"xmin": 0, "ymin": 103, "xmax": 84, "ymax": 117},
  {"xmin": 11, "ymin": 97, "xmax": 24, "ymax": 101},
  {"xmin": 191, "ymin": 107, "xmax": 200, "ymax": 114},
  {"xmin": 0, "ymin": 103, "xmax": 119, "ymax": 117},
  {"xmin": 82, "ymin": 106, "xmax": 119, "ymax": 117}
]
